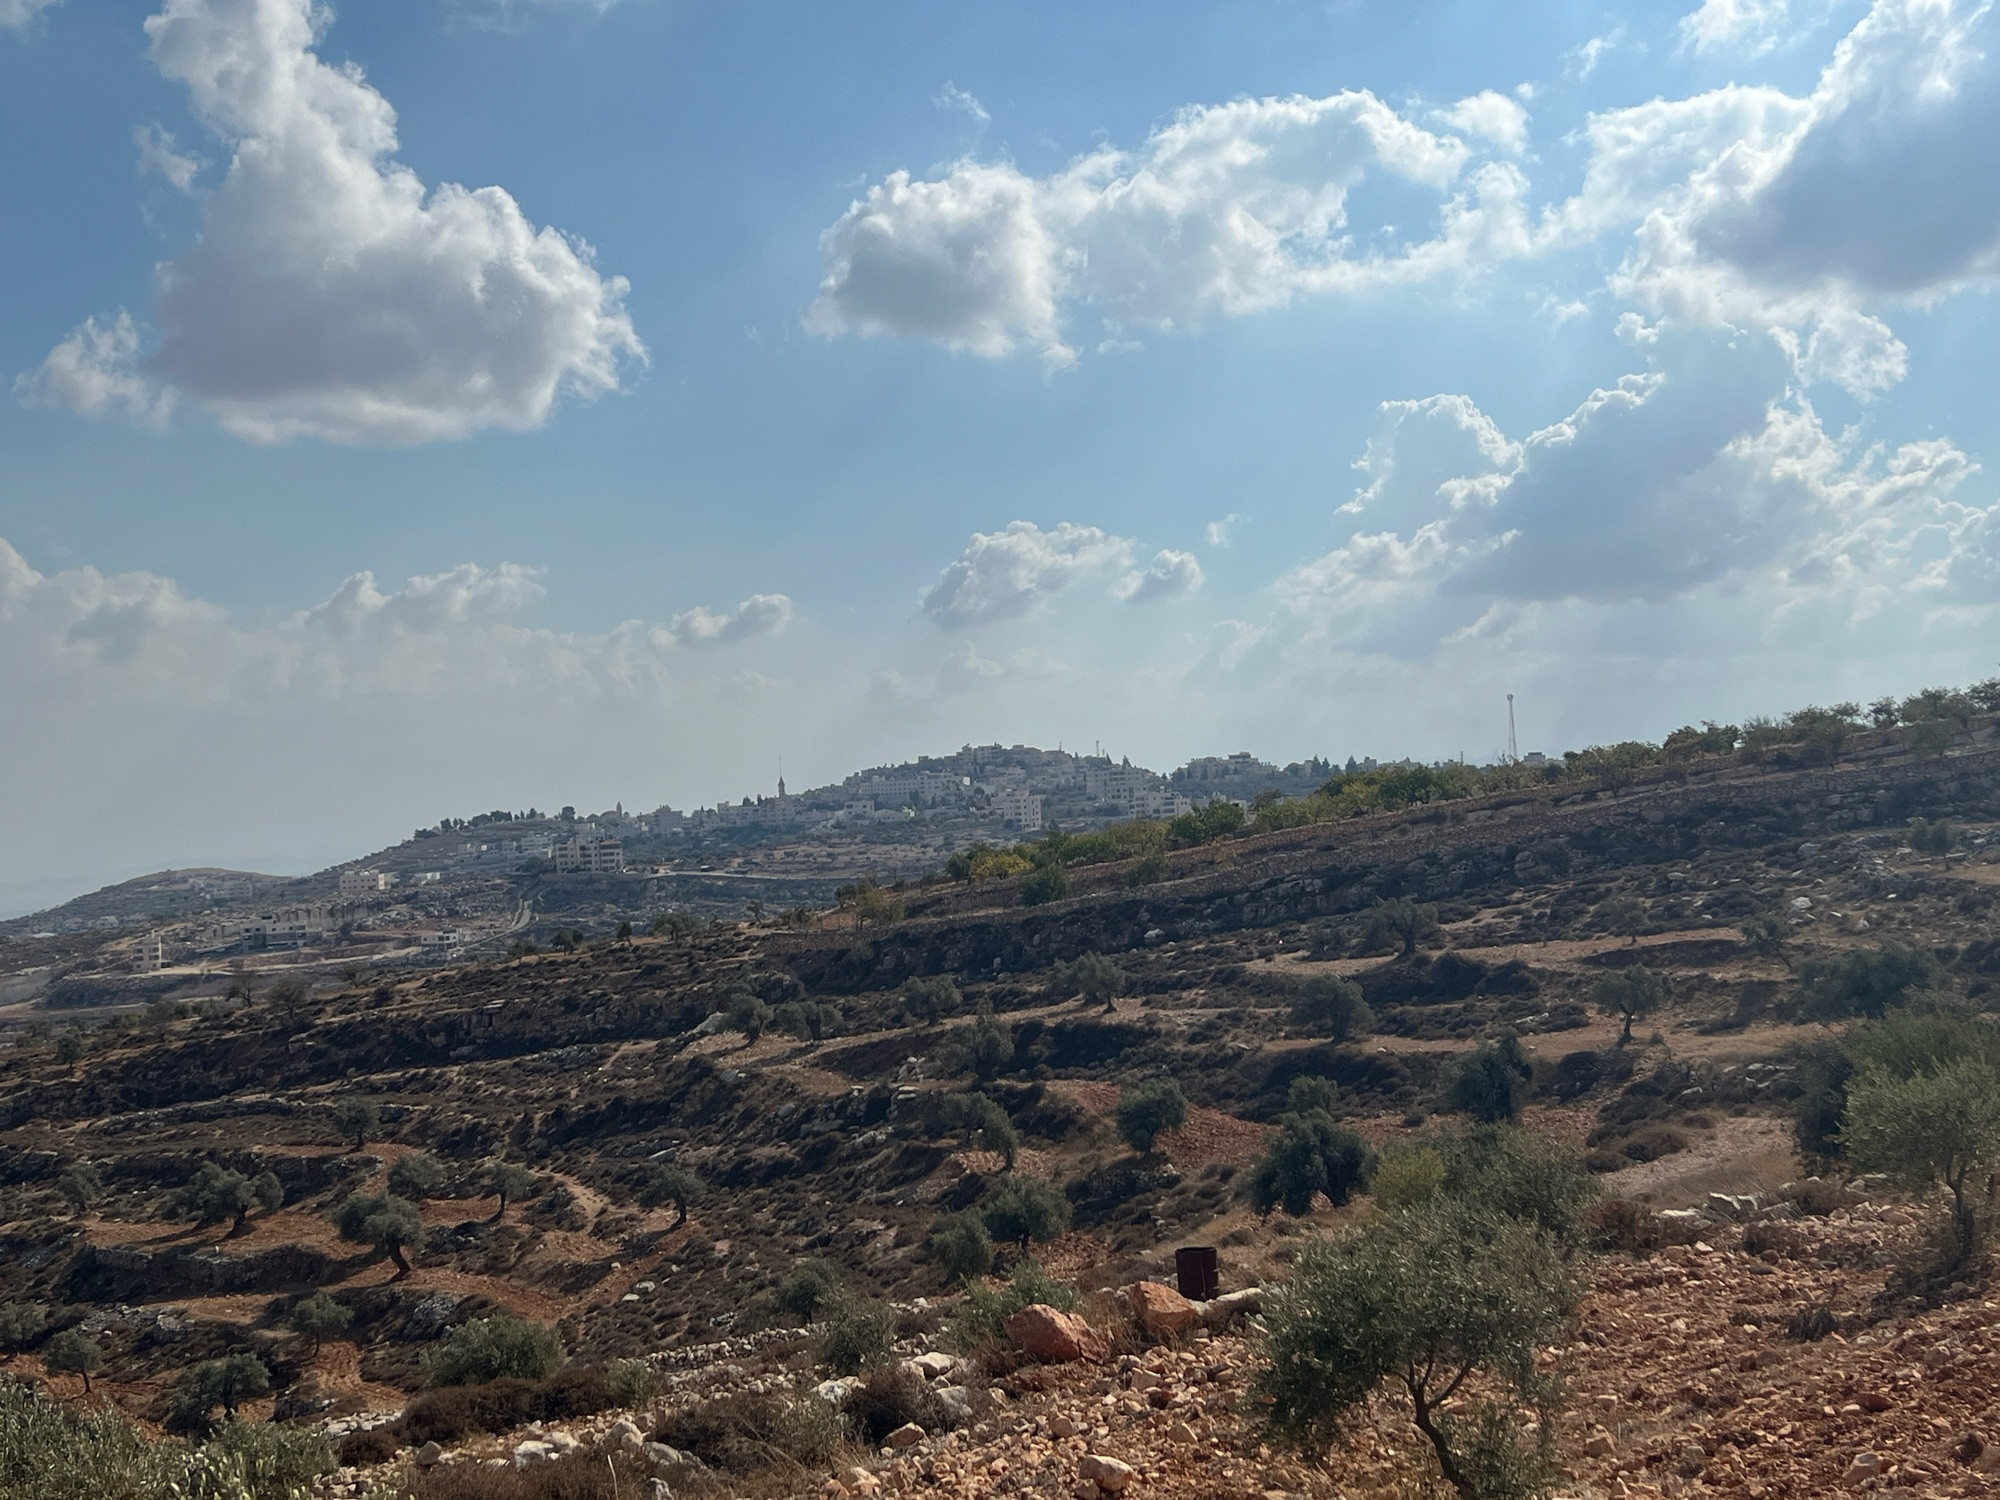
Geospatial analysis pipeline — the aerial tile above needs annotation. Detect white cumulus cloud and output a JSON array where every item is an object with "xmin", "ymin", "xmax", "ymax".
[
  {"xmin": 0, "ymin": 0, "xmax": 62, "ymax": 30},
  {"xmin": 21, "ymin": 0, "xmax": 642, "ymax": 444},
  {"xmin": 919, "ymin": 520, "xmax": 1134, "ymax": 626},
  {"xmin": 663, "ymin": 594, "xmax": 795, "ymax": 648},
  {"xmin": 1115, "ymin": 549, "xmax": 1205, "ymax": 604},
  {"xmin": 809, "ymin": 89, "xmax": 1532, "ymax": 364},
  {"xmin": 134, "ymin": 123, "xmax": 202, "ymax": 190}
]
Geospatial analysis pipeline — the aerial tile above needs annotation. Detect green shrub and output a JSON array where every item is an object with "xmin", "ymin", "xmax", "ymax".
[
  {"xmin": 1795, "ymin": 942, "xmax": 1946, "ymax": 1022},
  {"xmin": 638, "ymin": 1163, "xmax": 703, "ymax": 1227},
  {"xmin": 1433, "ymin": 1127, "xmax": 1599, "ymax": 1257},
  {"xmin": 0, "ymin": 1303, "xmax": 46, "ymax": 1352},
  {"xmin": 1844, "ymin": 1055, "xmax": 2000, "ymax": 1274},
  {"xmin": 1019, "ymin": 865, "xmax": 1070, "ymax": 906},
  {"xmin": 944, "ymin": 1260, "xmax": 1076, "ymax": 1352},
  {"xmin": 937, "ymin": 1092, "xmax": 1018, "ymax": 1166},
  {"xmin": 815, "ymin": 1295, "xmax": 897, "ymax": 1375},
  {"xmin": 1290, "ymin": 977, "xmax": 1373, "ymax": 1040},
  {"xmin": 331, "ymin": 1191, "xmax": 423, "ymax": 1273},
  {"xmin": 395, "ymin": 1370, "xmax": 612, "ymax": 1447},
  {"xmin": 604, "ymin": 1358, "xmax": 657, "ymax": 1408},
  {"xmin": 1115, "ymin": 1079, "xmax": 1189, "ymax": 1157},
  {"xmin": 841, "ymin": 1363, "xmax": 970, "ymax": 1446},
  {"xmin": 774, "ymin": 1258, "xmax": 844, "ymax": 1324},
  {"xmin": 1370, "ymin": 1143, "xmax": 1446, "ymax": 1210},
  {"xmin": 980, "ymin": 1175, "xmax": 1070, "ymax": 1250},
  {"xmin": 1247, "ymin": 1110, "xmax": 1374, "ymax": 1217},
  {"xmin": 421, "ymin": 1314, "xmax": 565, "ymax": 1388},
  {"xmin": 652, "ymin": 1391, "xmax": 843, "ymax": 1474},
  {"xmin": 1446, "ymin": 1037, "xmax": 1532, "ymax": 1123},
  {"xmin": 386, "ymin": 1153, "xmax": 446, "ymax": 1201},
  {"xmin": 41, "ymin": 1328, "xmax": 104, "ymax": 1393},
  {"xmin": 926, "ymin": 1212, "xmax": 994, "ymax": 1285},
  {"xmin": 900, "ymin": 977, "xmax": 962, "ymax": 1025},
  {"xmin": 1594, "ymin": 967, "xmax": 1666, "ymax": 1047},
  {"xmin": 332, "ymin": 1099, "xmax": 378, "ymax": 1151}
]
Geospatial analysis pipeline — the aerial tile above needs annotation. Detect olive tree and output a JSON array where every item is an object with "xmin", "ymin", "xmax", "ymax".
[
  {"xmin": 1115, "ymin": 1079, "xmax": 1189, "ymax": 1158},
  {"xmin": 1290, "ymin": 977, "xmax": 1373, "ymax": 1041},
  {"xmin": 1594, "ymin": 966, "xmax": 1665, "ymax": 1048},
  {"xmin": 176, "ymin": 1164, "xmax": 283, "ymax": 1233},
  {"xmin": 386, "ymin": 1152, "xmax": 446, "ymax": 1201},
  {"xmin": 484, "ymin": 1161, "xmax": 537, "ymax": 1222},
  {"xmin": 333, "ymin": 1191, "xmax": 423, "ymax": 1275},
  {"xmin": 901, "ymin": 976, "xmax": 963, "ymax": 1026},
  {"xmin": 639, "ymin": 1163, "xmax": 704, "ymax": 1228},
  {"xmin": 169, "ymin": 1354, "xmax": 270, "ymax": 1434},
  {"xmin": 1843, "ymin": 1056, "xmax": 2000, "ymax": 1273},
  {"xmin": 1363, "ymin": 898, "xmax": 1440, "ymax": 959},
  {"xmin": 1248, "ymin": 1108, "xmax": 1374, "ymax": 1218},
  {"xmin": 287, "ymin": 1293, "xmax": 352, "ymax": 1354},
  {"xmin": 939, "ymin": 1091, "xmax": 1018, "ymax": 1167},
  {"xmin": 421, "ymin": 1314, "xmax": 564, "ymax": 1387},
  {"xmin": 1257, "ymin": 1200, "xmax": 1579, "ymax": 1500},
  {"xmin": 1446, "ymin": 1037, "xmax": 1533, "ymax": 1124},
  {"xmin": 981, "ymin": 1175, "xmax": 1071, "ymax": 1251},
  {"xmin": 927, "ymin": 1212, "xmax": 995, "ymax": 1285},
  {"xmin": 332, "ymin": 1099, "xmax": 379, "ymax": 1152},
  {"xmin": 43, "ymin": 1329, "xmax": 104, "ymax": 1394}
]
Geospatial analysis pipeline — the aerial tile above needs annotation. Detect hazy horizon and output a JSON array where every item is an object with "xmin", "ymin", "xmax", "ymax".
[{"xmin": 7, "ymin": 0, "xmax": 2000, "ymax": 912}]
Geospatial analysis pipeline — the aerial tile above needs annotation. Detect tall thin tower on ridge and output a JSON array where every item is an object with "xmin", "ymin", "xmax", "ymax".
[{"xmin": 1506, "ymin": 694, "xmax": 1518, "ymax": 764}]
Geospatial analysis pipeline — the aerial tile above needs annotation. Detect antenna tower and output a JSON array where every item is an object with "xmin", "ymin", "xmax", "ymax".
[{"xmin": 1506, "ymin": 694, "xmax": 1518, "ymax": 763}]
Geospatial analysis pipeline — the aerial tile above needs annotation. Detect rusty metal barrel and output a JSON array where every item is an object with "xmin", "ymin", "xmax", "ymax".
[{"xmin": 1174, "ymin": 1244, "xmax": 1219, "ymax": 1301}]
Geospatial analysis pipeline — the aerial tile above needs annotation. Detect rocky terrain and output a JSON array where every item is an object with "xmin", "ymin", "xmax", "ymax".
[{"xmin": 2, "ymin": 722, "xmax": 1999, "ymax": 1498}]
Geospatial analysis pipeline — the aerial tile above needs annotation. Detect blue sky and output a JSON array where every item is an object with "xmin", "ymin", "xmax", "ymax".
[{"xmin": 4, "ymin": 0, "xmax": 2000, "ymax": 912}]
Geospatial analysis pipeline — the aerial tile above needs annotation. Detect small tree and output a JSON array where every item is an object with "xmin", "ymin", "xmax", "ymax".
[
  {"xmin": 1797, "ymin": 942, "xmax": 1946, "ymax": 1022},
  {"xmin": 722, "ymin": 990, "xmax": 771, "ymax": 1042},
  {"xmin": 956, "ymin": 1015, "xmax": 1013, "ymax": 1081},
  {"xmin": 288, "ymin": 1293, "xmax": 352, "ymax": 1354},
  {"xmin": 1257, "ymin": 1200, "xmax": 1577, "ymax": 1500},
  {"xmin": 774, "ymin": 1258, "xmax": 844, "ymax": 1323},
  {"xmin": 387, "ymin": 1152, "xmax": 446, "ymax": 1201},
  {"xmin": 639, "ymin": 1163, "xmax": 703, "ymax": 1228},
  {"xmin": 816, "ymin": 1295, "xmax": 897, "ymax": 1375},
  {"xmin": 421, "ymin": 1314, "xmax": 564, "ymax": 1387},
  {"xmin": 169, "ymin": 1354, "xmax": 270, "ymax": 1433},
  {"xmin": 773, "ymin": 1000, "xmax": 840, "ymax": 1042},
  {"xmin": 42, "ymin": 1328, "xmax": 103, "ymax": 1394},
  {"xmin": 332, "ymin": 1099, "xmax": 379, "ymax": 1153},
  {"xmin": 1116, "ymin": 1079, "xmax": 1189, "ymax": 1158},
  {"xmin": 927, "ymin": 1212, "xmax": 995, "ymax": 1285},
  {"xmin": 939, "ymin": 1091, "xmax": 1018, "ymax": 1167},
  {"xmin": 0, "ymin": 1302, "xmax": 47, "ymax": 1351},
  {"xmin": 981, "ymin": 1174, "xmax": 1071, "ymax": 1252},
  {"xmin": 1594, "ymin": 966, "xmax": 1665, "ymax": 1048},
  {"xmin": 1447, "ymin": 1037, "xmax": 1532, "ymax": 1124},
  {"xmin": 176, "ymin": 1163, "xmax": 261, "ymax": 1233},
  {"xmin": 1364, "ymin": 898, "xmax": 1440, "ymax": 959},
  {"xmin": 251, "ymin": 1170, "xmax": 284, "ymax": 1216},
  {"xmin": 55, "ymin": 1162, "xmax": 100, "ymax": 1217},
  {"xmin": 1843, "ymin": 1056, "xmax": 2000, "ymax": 1273},
  {"xmin": 1291, "ymin": 977, "xmax": 1373, "ymax": 1041},
  {"xmin": 1019, "ymin": 865, "xmax": 1070, "ymax": 907},
  {"xmin": 1053, "ymin": 952, "xmax": 1125, "ymax": 1010},
  {"xmin": 54, "ymin": 1031, "xmax": 84, "ymax": 1070},
  {"xmin": 1739, "ymin": 912, "xmax": 1792, "ymax": 971},
  {"xmin": 614, "ymin": 920, "xmax": 634, "ymax": 942},
  {"xmin": 484, "ymin": 1162, "xmax": 537, "ymax": 1222},
  {"xmin": 1248, "ymin": 1110, "xmax": 1375, "ymax": 1217},
  {"xmin": 901, "ymin": 976, "xmax": 962, "ymax": 1026},
  {"xmin": 333, "ymin": 1191, "xmax": 423, "ymax": 1275},
  {"xmin": 1907, "ymin": 818, "xmax": 1959, "ymax": 859}
]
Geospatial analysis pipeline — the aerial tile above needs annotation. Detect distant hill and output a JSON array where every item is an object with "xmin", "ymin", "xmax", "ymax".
[{"xmin": 0, "ymin": 867, "xmax": 288, "ymax": 937}]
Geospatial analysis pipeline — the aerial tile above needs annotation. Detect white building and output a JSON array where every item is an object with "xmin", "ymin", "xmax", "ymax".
[
  {"xmin": 991, "ymin": 786, "xmax": 1044, "ymax": 831},
  {"xmin": 552, "ymin": 835, "xmax": 626, "ymax": 874},
  {"xmin": 338, "ymin": 869, "xmax": 392, "ymax": 896}
]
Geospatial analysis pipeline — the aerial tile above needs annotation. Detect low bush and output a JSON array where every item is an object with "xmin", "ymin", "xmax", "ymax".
[
  {"xmin": 0, "ymin": 1377, "xmax": 333, "ymax": 1500},
  {"xmin": 841, "ymin": 1363, "xmax": 970, "ymax": 1447},
  {"xmin": 337, "ymin": 1425, "xmax": 400, "ymax": 1466},
  {"xmin": 651, "ymin": 1391, "xmax": 844, "ymax": 1474},
  {"xmin": 421, "ymin": 1315, "xmax": 565, "ymax": 1388},
  {"xmin": 603, "ymin": 1357, "xmax": 657, "ymax": 1408},
  {"xmin": 816, "ymin": 1296, "xmax": 897, "ymax": 1375},
  {"xmin": 944, "ymin": 1260, "xmax": 1075, "ymax": 1352},
  {"xmin": 395, "ymin": 1369, "xmax": 611, "ymax": 1447}
]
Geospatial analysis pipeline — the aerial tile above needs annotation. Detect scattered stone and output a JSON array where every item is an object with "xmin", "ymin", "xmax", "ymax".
[
  {"xmin": 1584, "ymin": 1428, "xmax": 1616, "ymax": 1458},
  {"xmin": 514, "ymin": 1441, "xmax": 555, "ymax": 1469},
  {"xmin": 1079, "ymin": 1453, "xmax": 1136, "ymax": 1492},
  {"xmin": 886, "ymin": 1422, "xmax": 925, "ymax": 1449},
  {"xmin": 414, "ymin": 1441, "xmax": 443, "ymax": 1467},
  {"xmin": 1127, "ymin": 1281, "xmax": 1198, "ymax": 1339},
  {"xmin": 1006, "ymin": 1304, "xmax": 1109, "ymax": 1363},
  {"xmin": 1842, "ymin": 1451, "xmax": 1882, "ymax": 1485}
]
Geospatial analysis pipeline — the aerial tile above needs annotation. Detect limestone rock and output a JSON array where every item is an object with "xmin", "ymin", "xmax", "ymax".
[
  {"xmin": 1006, "ymin": 1304, "xmax": 1108, "ymax": 1363},
  {"xmin": 1126, "ymin": 1281, "xmax": 1198, "ymax": 1339},
  {"xmin": 885, "ymin": 1422, "xmax": 925, "ymax": 1449},
  {"xmin": 414, "ymin": 1441, "xmax": 443, "ymax": 1467},
  {"xmin": 514, "ymin": 1441, "xmax": 555, "ymax": 1469},
  {"xmin": 1842, "ymin": 1451, "xmax": 1881, "ymax": 1486},
  {"xmin": 1079, "ymin": 1453, "xmax": 1135, "ymax": 1492}
]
